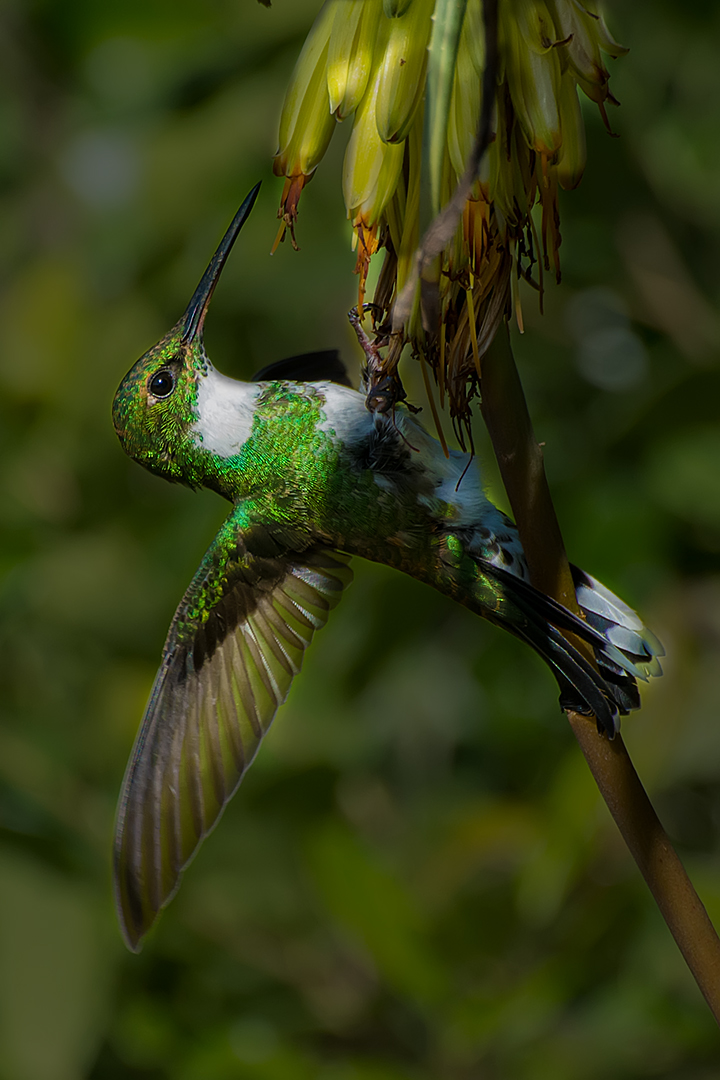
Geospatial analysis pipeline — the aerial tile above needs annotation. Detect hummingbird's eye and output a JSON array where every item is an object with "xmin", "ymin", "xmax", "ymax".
[{"xmin": 148, "ymin": 369, "xmax": 175, "ymax": 399}]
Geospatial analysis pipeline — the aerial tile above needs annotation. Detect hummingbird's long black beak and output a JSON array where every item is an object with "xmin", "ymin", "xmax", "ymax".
[{"xmin": 182, "ymin": 182, "xmax": 261, "ymax": 344}]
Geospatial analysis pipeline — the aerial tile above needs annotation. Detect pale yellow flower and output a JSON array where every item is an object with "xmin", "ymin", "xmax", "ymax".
[{"xmin": 273, "ymin": 0, "xmax": 626, "ymax": 436}]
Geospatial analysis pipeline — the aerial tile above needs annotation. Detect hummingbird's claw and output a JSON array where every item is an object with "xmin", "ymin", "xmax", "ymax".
[
  {"xmin": 365, "ymin": 374, "xmax": 407, "ymax": 415},
  {"xmin": 348, "ymin": 305, "xmax": 407, "ymax": 415}
]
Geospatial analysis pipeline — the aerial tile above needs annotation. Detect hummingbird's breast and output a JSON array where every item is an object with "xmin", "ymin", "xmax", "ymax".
[
  {"xmin": 190, "ymin": 371, "xmax": 528, "ymax": 584},
  {"xmin": 317, "ymin": 384, "xmax": 529, "ymax": 582}
]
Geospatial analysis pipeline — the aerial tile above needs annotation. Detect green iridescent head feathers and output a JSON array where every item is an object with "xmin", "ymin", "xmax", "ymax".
[{"xmin": 112, "ymin": 184, "xmax": 261, "ymax": 482}]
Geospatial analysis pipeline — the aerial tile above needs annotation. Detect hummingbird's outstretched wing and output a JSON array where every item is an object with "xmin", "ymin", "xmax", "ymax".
[
  {"xmin": 114, "ymin": 510, "xmax": 353, "ymax": 951},
  {"xmin": 251, "ymin": 348, "xmax": 353, "ymax": 386}
]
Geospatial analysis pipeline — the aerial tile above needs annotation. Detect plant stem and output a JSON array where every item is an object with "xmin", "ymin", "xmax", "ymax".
[
  {"xmin": 569, "ymin": 715, "xmax": 720, "ymax": 1016},
  {"xmin": 480, "ymin": 321, "xmax": 720, "ymax": 1024}
]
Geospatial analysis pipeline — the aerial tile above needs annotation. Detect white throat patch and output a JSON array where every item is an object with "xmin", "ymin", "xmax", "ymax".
[{"xmin": 192, "ymin": 367, "xmax": 259, "ymax": 458}]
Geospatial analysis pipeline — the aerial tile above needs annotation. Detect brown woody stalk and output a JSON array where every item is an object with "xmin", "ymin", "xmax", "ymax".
[{"xmin": 481, "ymin": 323, "xmax": 720, "ymax": 1024}]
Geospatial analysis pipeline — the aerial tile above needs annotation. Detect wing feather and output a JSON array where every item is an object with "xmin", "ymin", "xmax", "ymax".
[{"xmin": 114, "ymin": 513, "xmax": 353, "ymax": 950}]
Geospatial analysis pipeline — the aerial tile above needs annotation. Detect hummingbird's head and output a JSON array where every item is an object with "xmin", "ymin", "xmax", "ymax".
[{"xmin": 113, "ymin": 184, "xmax": 261, "ymax": 483}]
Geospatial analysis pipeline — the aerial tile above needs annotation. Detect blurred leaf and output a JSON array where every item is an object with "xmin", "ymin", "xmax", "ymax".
[
  {"xmin": 0, "ymin": 851, "xmax": 114, "ymax": 1080},
  {"xmin": 306, "ymin": 821, "xmax": 447, "ymax": 1006},
  {"xmin": 647, "ymin": 425, "xmax": 720, "ymax": 535}
]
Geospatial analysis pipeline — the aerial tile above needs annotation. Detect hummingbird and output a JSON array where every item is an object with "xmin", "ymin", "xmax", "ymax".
[{"xmin": 112, "ymin": 184, "xmax": 663, "ymax": 951}]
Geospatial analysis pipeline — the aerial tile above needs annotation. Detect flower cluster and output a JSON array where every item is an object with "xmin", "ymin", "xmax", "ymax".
[{"xmin": 273, "ymin": 0, "xmax": 626, "ymax": 437}]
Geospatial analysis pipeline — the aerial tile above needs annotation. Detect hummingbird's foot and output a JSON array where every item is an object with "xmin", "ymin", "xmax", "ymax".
[
  {"xmin": 348, "ymin": 304, "xmax": 384, "ymax": 363},
  {"xmin": 348, "ymin": 305, "xmax": 408, "ymax": 416},
  {"xmin": 366, "ymin": 374, "xmax": 407, "ymax": 415}
]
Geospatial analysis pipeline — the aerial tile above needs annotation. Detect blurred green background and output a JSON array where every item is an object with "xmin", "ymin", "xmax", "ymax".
[{"xmin": 2, "ymin": 0, "xmax": 720, "ymax": 1076}]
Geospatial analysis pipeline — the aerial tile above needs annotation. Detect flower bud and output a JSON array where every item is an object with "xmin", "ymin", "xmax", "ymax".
[
  {"xmin": 342, "ymin": 67, "xmax": 405, "ymax": 220},
  {"xmin": 274, "ymin": 0, "xmax": 336, "ymax": 178},
  {"xmin": 328, "ymin": 0, "xmax": 381, "ymax": 119},
  {"xmin": 501, "ymin": 0, "xmax": 563, "ymax": 157},
  {"xmin": 555, "ymin": 76, "xmax": 586, "ymax": 190},
  {"xmin": 375, "ymin": 0, "xmax": 434, "ymax": 144},
  {"xmin": 446, "ymin": 17, "xmax": 482, "ymax": 177}
]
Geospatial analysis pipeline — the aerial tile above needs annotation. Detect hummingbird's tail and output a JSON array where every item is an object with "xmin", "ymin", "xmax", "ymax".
[
  {"xmin": 570, "ymin": 563, "xmax": 664, "ymax": 709},
  {"xmin": 465, "ymin": 557, "xmax": 663, "ymax": 737}
]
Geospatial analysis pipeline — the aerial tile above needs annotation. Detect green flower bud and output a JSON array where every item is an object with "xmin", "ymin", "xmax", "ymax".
[
  {"xmin": 274, "ymin": 0, "xmax": 336, "ymax": 178},
  {"xmin": 375, "ymin": 0, "xmax": 434, "ymax": 144},
  {"xmin": 501, "ymin": 0, "xmax": 563, "ymax": 157},
  {"xmin": 446, "ymin": 15, "xmax": 482, "ymax": 177},
  {"xmin": 328, "ymin": 0, "xmax": 381, "ymax": 119},
  {"xmin": 342, "ymin": 67, "xmax": 405, "ymax": 220},
  {"xmin": 556, "ymin": 76, "xmax": 586, "ymax": 190}
]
